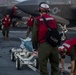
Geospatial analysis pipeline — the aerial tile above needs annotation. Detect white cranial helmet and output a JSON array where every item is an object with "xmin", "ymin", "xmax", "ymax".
[
  {"xmin": 40, "ymin": 3, "xmax": 49, "ymax": 9},
  {"xmin": 39, "ymin": 2, "xmax": 50, "ymax": 12},
  {"xmin": 58, "ymin": 46, "xmax": 67, "ymax": 53},
  {"xmin": 58, "ymin": 46, "xmax": 64, "ymax": 51}
]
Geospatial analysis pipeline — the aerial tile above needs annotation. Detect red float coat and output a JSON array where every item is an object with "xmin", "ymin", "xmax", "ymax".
[
  {"xmin": 27, "ymin": 16, "xmax": 34, "ymax": 27},
  {"xmin": 63, "ymin": 38, "xmax": 76, "ymax": 55},
  {"xmin": 36, "ymin": 13, "xmax": 57, "ymax": 43},
  {"xmin": 13, "ymin": 6, "xmax": 16, "ymax": 15},
  {"xmin": 3, "ymin": 16, "xmax": 11, "ymax": 28}
]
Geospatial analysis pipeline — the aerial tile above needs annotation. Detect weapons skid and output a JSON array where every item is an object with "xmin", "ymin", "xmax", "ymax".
[{"xmin": 10, "ymin": 37, "xmax": 39, "ymax": 71}]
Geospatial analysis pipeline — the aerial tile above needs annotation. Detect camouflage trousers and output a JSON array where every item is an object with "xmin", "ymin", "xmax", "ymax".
[
  {"xmin": 38, "ymin": 42, "xmax": 59, "ymax": 75},
  {"xmin": 70, "ymin": 46, "xmax": 76, "ymax": 75},
  {"xmin": 2, "ymin": 27, "xmax": 9, "ymax": 38},
  {"xmin": 74, "ymin": 60, "xmax": 76, "ymax": 75}
]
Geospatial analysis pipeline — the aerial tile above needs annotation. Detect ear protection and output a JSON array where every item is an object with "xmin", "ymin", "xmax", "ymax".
[
  {"xmin": 63, "ymin": 48, "xmax": 67, "ymax": 53},
  {"xmin": 39, "ymin": 2, "xmax": 50, "ymax": 12}
]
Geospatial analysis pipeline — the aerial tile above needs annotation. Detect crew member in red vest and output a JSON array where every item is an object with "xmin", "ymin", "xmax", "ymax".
[
  {"xmin": 58, "ymin": 38, "xmax": 76, "ymax": 75},
  {"xmin": 12, "ymin": 6, "xmax": 17, "ymax": 27},
  {"xmin": 25, "ymin": 15, "xmax": 34, "ymax": 39},
  {"xmin": 2, "ymin": 14, "xmax": 11, "ymax": 39},
  {"xmin": 13, "ymin": 6, "xmax": 17, "ymax": 16},
  {"xmin": 32, "ymin": 2, "xmax": 59, "ymax": 75}
]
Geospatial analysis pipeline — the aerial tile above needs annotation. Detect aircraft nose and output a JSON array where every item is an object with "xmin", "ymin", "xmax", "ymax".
[{"xmin": 15, "ymin": 0, "xmax": 40, "ymax": 16}]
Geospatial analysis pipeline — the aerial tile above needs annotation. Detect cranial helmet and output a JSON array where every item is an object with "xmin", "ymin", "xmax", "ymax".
[
  {"xmin": 39, "ymin": 2, "xmax": 50, "ymax": 12},
  {"xmin": 58, "ymin": 46, "xmax": 67, "ymax": 53}
]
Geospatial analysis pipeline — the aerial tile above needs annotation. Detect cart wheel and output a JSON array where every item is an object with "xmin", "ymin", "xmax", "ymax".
[
  {"xmin": 33, "ymin": 58, "xmax": 39, "ymax": 69},
  {"xmin": 11, "ymin": 52, "xmax": 15, "ymax": 61},
  {"xmin": 16, "ymin": 57, "xmax": 21, "ymax": 70}
]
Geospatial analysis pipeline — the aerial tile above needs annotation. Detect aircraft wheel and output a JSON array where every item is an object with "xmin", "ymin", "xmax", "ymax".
[
  {"xmin": 16, "ymin": 57, "xmax": 21, "ymax": 70},
  {"xmin": 11, "ymin": 52, "xmax": 15, "ymax": 61},
  {"xmin": 33, "ymin": 58, "xmax": 39, "ymax": 69}
]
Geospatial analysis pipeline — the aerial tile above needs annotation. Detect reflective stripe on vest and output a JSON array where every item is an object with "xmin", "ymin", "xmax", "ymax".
[
  {"xmin": 39, "ymin": 17, "xmax": 54, "ymax": 21},
  {"xmin": 63, "ymin": 43, "xmax": 70, "ymax": 48}
]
